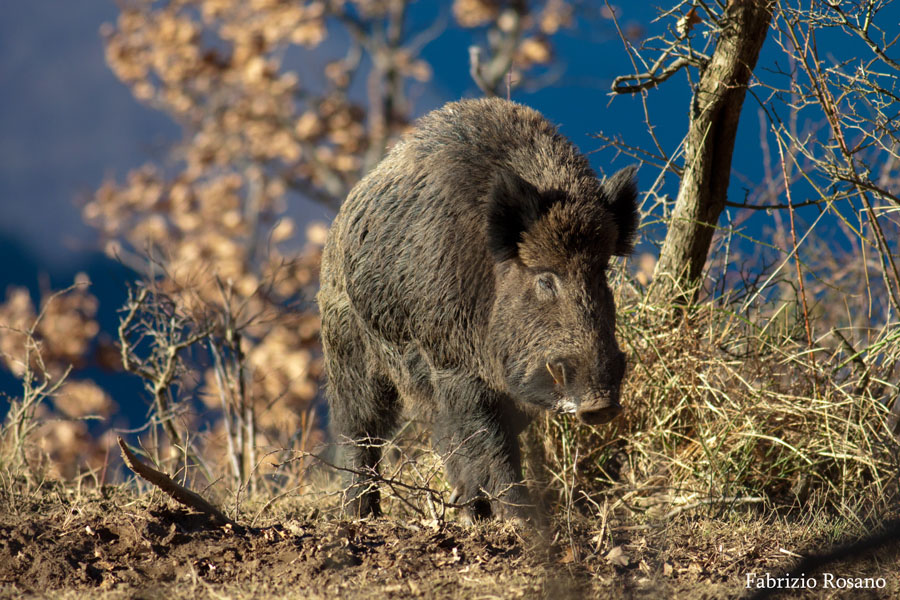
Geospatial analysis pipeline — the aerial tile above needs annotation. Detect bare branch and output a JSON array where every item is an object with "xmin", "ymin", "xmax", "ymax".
[
  {"xmin": 118, "ymin": 436, "xmax": 237, "ymax": 528},
  {"xmin": 611, "ymin": 56, "xmax": 695, "ymax": 94}
]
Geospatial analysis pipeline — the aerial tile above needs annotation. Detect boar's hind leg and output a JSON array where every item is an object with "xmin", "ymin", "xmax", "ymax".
[
  {"xmin": 433, "ymin": 375, "xmax": 531, "ymax": 522},
  {"xmin": 331, "ymin": 372, "xmax": 400, "ymax": 518},
  {"xmin": 323, "ymin": 310, "xmax": 400, "ymax": 518}
]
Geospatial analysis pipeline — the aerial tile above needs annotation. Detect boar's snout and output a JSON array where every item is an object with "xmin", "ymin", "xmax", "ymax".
[
  {"xmin": 547, "ymin": 350, "xmax": 626, "ymax": 425},
  {"xmin": 576, "ymin": 394, "xmax": 622, "ymax": 425}
]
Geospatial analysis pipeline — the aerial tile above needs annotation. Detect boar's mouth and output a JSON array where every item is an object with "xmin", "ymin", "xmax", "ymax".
[
  {"xmin": 546, "ymin": 362, "xmax": 623, "ymax": 425},
  {"xmin": 552, "ymin": 393, "xmax": 622, "ymax": 424}
]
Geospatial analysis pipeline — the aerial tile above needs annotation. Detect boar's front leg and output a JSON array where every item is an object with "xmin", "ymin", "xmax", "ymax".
[{"xmin": 432, "ymin": 373, "xmax": 532, "ymax": 522}]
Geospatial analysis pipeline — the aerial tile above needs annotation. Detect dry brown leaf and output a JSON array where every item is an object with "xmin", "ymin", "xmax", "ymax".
[
  {"xmin": 677, "ymin": 7, "xmax": 702, "ymax": 37},
  {"xmin": 605, "ymin": 545, "xmax": 630, "ymax": 567}
]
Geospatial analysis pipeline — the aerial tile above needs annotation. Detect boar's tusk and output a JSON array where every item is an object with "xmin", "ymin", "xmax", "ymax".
[{"xmin": 546, "ymin": 361, "xmax": 563, "ymax": 386}]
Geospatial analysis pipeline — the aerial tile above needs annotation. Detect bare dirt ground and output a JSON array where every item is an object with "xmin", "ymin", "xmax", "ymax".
[{"xmin": 2, "ymin": 483, "xmax": 898, "ymax": 600}]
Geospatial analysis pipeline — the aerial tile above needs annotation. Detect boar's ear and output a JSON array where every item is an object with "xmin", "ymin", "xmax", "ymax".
[
  {"xmin": 602, "ymin": 166, "xmax": 639, "ymax": 256},
  {"xmin": 486, "ymin": 171, "xmax": 548, "ymax": 261}
]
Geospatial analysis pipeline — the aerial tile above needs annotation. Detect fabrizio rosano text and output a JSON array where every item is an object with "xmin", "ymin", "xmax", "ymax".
[{"xmin": 745, "ymin": 572, "xmax": 887, "ymax": 590}]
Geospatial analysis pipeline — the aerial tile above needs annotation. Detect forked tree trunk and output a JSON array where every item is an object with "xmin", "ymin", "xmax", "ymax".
[{"xmin": 651, "ymin": 0, "xmax": 773, "ymax": 303}]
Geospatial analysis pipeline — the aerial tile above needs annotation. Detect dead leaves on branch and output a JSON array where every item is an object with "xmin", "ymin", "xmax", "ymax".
[{"xmin": 0, "ymin": 274, "xmax": 99, "ymax": 379}]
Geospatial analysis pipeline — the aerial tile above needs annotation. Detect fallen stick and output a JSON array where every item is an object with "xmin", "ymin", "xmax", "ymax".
[{"xmin": 117, "ymin": 436, "xmax": 237, "ymax": 528}]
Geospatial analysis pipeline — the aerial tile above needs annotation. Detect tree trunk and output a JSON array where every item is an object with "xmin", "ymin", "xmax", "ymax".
[{"xmin": 651, "ymin": 0, "xmax": 772, "ymax": 303}]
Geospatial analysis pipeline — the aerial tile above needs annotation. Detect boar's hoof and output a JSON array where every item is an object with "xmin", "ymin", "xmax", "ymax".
[
  {"xmin": 449, "ymin": 487, "xmax": 492, "ymax": 522},
  {"xmin": 576, "ymin": 398, "xmax": 622, "ymax": 425},
  {"xmin": 344, "ymin": 486, "xmax": 382, "ymax": 519},
  {"xmin": 462, "ymin": 499, "xmax": 493, "ymax": 524}
]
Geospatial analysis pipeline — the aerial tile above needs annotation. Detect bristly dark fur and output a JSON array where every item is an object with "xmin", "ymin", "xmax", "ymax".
[{"xmin": 318, "ymin": 98, "xmax": 639, "ymax": 521}]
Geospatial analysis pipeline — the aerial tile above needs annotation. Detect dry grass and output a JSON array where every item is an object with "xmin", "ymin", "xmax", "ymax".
[{"xmin": 537, "ymin": 286, "xmax": 900, "ymax": 532}]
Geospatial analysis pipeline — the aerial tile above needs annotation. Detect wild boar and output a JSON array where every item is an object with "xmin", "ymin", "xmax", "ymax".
[{"xmin": 317, "ymin": 97, "xmax": 638, "ymax": 520}]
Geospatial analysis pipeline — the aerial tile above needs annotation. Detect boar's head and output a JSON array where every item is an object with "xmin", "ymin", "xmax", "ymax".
[{"xmin": 485, "ymin": 167, "xmax": 638, "ymax": 425}]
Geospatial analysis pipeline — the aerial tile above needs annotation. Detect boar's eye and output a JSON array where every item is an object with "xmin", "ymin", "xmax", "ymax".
[{"xmin": 535, "ymin": 273, "xmax": 558, "ymax": 300}]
